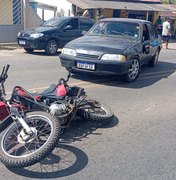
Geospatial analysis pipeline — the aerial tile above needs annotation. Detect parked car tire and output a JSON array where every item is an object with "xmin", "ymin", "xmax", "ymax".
[
  {"xmin": 24, "ymin": 48, "xmax": 34, "ymax": 53},
  {"xmin": 45, "ymin": 40, "xmax": 58, "ymax": 55},
  {"xmin": 125, "ymin": 58, "xmax": 140, "ymax": 83},
  {"xmin": 148, "ymin": 50, "xmax": 159, "ymax": 67}
]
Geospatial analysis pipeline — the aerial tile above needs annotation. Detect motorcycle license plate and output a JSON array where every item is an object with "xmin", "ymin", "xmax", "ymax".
[
  {"xmin": 19, "ymin": 40, "xmax": 26, "ymax": 45},
  {"xmin": 77, "ymin": 61, "xmax": 95, "ymax": 70}
]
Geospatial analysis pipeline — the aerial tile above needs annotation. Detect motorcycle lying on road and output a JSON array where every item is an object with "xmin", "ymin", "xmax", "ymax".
[
  {"xmin": 0, "ymin": 64, "xmax": 114, "ymax": 168},
  {"xmin": 0, "ymin": 65, "xmax": 61, "ymax": 168}
]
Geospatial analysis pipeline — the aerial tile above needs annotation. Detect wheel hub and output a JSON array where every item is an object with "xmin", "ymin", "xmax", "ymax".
[{"xmin": 17, "ymin": 127, "xmax": 37, "ymax": 144}]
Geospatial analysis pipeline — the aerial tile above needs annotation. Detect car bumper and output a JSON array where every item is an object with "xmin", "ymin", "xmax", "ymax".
[
  {"xmin": 59, "ymin": 54, "xmax": 132, "ymax": 75},
  {"xmin": 17, "ymin": 37, "xmax": 46, "ymax": 50}
]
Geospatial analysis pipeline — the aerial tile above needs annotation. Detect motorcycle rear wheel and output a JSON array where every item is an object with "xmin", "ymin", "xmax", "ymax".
[
  {"xmin": 77, "ymin": 99, "xmax": 114, "ymax": 124},
  {"xmin": 0, "ymin": 111, "xmax": 61, "ymax": 167}
]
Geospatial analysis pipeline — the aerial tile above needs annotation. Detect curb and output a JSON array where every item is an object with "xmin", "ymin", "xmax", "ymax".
[{"xmin": 0, "ymin": 42, "xmax": 20, "ymax": 50}]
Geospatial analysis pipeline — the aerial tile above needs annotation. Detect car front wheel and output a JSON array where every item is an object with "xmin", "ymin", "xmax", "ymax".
[
  {"xmin": 125, "ymin": 58, "xmax": 140, "ymax": 83},
  {"xmin": 45, "ymin": 40, "xmax": 58, "ymax": 55}
]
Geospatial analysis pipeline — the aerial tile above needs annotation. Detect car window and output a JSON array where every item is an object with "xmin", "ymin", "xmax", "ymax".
[
  {"xmin": 42, "ymin": 17, "xmax": 66, "ymax": 27},
  {"xmin": 67, "ymin": 19, "xmax": 78, "ymax": 30},
  {"xmin": 147, "ymin": 23, "xmax": 158, "ymax": 39},
  {"xmin": 142, "ymin": 24, "xmax": 150, "ymax": 41},
  {"xmin": 79, "ymin": 18, "xmax": 93, "ymax": 30},
  {"xmin": 88, "ymin": 21, "xmax": 140, "ymax": 40}
]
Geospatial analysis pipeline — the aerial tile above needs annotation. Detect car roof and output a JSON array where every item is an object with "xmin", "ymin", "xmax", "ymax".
[
  {"xmin": 52, "ymin": 16, "xmax": 93, "ymax": 20},
  {"xmin": 99, "ymin": 18, "xmax": 150, "ymax": 24},
  {"xmin": 49, "ymin": 16, "xmax": 95, "ymax": 23}
]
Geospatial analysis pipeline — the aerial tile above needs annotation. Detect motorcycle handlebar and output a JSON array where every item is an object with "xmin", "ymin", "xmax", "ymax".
[
  {"xmin": 0, "ymin": 64, "xmax": 10, "ymax": 83},
  {"xmin": 58, "ymin": 71, "xmax": 71, "ymax": 85}
]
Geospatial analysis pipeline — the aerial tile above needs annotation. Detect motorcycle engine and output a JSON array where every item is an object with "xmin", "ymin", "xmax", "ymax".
[{"xmin": 49, "ymin": 103, "xmax": 67, "ymax": 116}]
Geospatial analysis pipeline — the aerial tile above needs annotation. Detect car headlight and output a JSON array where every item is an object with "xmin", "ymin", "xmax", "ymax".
[
  {"xmin": 62, "ymin": 48, "xmax": 76, "ymax": 56},
  {"xmin": 17, "ymin": 32, "xmax": 21, "ymax": 37},
  {"xmin": 101, "ymin": 54, "xmax": 126, "ymax": 61},
  {"xmin": 30, "ymin": 33, "xmax": 44, "ymax": 38}
]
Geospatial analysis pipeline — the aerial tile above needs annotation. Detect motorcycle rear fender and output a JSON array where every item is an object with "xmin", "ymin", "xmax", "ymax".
[{"xmin": 0, "ymin": 101, "xmax": 10, "ymax": 121}]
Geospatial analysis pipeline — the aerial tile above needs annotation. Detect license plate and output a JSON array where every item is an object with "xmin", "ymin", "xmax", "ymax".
[
  {"xmin": 19, "ymin": 40, "xmax": 25, "ymax": 45},
  {"xmin": 77, "ymin": 61, "xmax": 95, "ymax": 70}
]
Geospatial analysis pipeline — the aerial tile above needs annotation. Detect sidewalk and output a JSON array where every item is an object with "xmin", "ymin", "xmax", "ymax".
[{"xmin": 0, "ymin": 42, "xmax": 20, "ymax": 50}]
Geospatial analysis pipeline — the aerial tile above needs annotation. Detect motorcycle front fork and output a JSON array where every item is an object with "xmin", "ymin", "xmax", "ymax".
[{"xmin": 8, "ymin": 102, "xmax": 33, "ymax": 135}]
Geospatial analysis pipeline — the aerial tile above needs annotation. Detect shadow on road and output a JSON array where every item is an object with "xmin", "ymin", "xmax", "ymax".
[
  {"xmin": 8, "ymin": 144, "xmax": 88, "ymax": 179},
  {"xmin": 7, "ymin": 116, "xmax": 119, "ymax": 178},
  {"xmin": 23, "ymin": 50, "xmax": 61, "ymax": 56},
  {"xmin": 70, "ymin": 61, "xmax": 176, "ymax": 89}
]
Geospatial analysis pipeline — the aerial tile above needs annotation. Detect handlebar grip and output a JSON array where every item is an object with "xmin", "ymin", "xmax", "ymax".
[
  {"xmin": 0, "ymin": 66, "xmax": 5, "ymax": 79},
  {"xmin": 0, "ymin": 64, "xmax": 10, "ymax": 83},
  {"xmin": 4, "ymin": 64, "xmax": 10, "ymax": 74}
]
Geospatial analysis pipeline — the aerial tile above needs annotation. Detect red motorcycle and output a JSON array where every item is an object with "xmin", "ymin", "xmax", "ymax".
[
  {"xmin": 0, "ymin": 64, "xmax": 114, "ymax": 168},
  {"xmin": 0, "ymin": 65, "xmax": 61, "ymax": 168}
]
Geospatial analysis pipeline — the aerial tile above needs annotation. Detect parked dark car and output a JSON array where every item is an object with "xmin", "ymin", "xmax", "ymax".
[
  {"xmin": 59, "ymin": 18, "xmax": 162, "ymax": 82},
  {"xmin": 17, "ymin": 16, "xmax": 95, "ymax": 55}
]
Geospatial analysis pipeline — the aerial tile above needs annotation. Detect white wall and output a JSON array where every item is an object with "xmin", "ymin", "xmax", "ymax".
[{"xmin": 35, "ymin": 0, "xmax": 73, "ymax": 18}]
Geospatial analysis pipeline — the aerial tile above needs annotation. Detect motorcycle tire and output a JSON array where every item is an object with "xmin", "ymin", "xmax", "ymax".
[
  {"xmin": 77, "ymin": 99, "xmax": 114, "ymax": 124},
  {"xmin": 0, "ymin": 111, "xmax": 61, "ymax": 168}
]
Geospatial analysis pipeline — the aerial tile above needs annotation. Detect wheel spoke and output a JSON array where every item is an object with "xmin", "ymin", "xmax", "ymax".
[
  {"xmin": 128, "ymin": 59, "xmax": 139, "ymax": 80},
  {"xmin": 2, "ymin": 115, "xmax": 53, "ymax": 158}
]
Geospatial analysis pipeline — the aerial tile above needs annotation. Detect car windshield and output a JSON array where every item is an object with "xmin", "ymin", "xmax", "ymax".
[
  {"xmin": 41, "ymin": 17, "xmax": 66, "ymax": 27},
  {"xmin": 88, "ymin": 21, "xmax": 140, "ymax": 40}
]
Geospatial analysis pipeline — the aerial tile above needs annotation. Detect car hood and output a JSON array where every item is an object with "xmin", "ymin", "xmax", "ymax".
[
  {"xmin": 65, "ymin": 35, "xmax": 137, "ymax": 54},
  {"xmin": 20, "ymin": 26, "xmax": 58, "ymax": 35}
]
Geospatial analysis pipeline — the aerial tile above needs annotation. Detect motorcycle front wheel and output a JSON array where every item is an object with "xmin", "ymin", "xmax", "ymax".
[
  {"xmin": 77, "ymin": 99, "xmax": 114, "ymax": 124},
  {"xmin": 0, "ymin": 111, "xmax": 61, "ymax": 167}
]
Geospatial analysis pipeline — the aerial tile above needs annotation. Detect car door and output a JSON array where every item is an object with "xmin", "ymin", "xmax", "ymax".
[
  {"xmin": 146, "ymin": 23, "xmax": 160, "ymax": 57},
  {"xmin": 141, "ymin": 23, "xmax": 152, "ymax": 64},
  {"xmin": 60, "ymin": 18, "xmax": 80, "ymax": 47}
]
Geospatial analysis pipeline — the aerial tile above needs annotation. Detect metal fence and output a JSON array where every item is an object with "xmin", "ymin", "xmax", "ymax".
[{"xmin": 0, "ymin": 0, "xmax": 23, "ymax": 43}]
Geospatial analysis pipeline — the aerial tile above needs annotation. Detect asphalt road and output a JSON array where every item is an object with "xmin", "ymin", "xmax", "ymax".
[{"xmin": 0, "ymin": 43, "xmax": 176, "ymax": 180}]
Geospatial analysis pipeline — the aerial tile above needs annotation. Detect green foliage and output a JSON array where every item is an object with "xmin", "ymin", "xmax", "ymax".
[
  {"xmin": 162, "ymin": 0, "xmax": 176, "ymax": 3},
  {"xmin": 162, "ymin": 0, "xmax": 169, "ymax": 4},
  {"xmin": 169, "ymin": 0, "xmax": 176, "ymax": 3}
]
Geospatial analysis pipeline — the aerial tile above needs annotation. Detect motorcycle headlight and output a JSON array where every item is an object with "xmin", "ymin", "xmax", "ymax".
[
  {"xmin": 61, "ymin": 48, "xmax": 76, "ymax": 56},
  {"xmin": 30, "ymin": 33, "xmax": 44, "ymax": 38},
  {"xmin": 101, "ymin": 54, "xmax": 126, "ymax": 61}
]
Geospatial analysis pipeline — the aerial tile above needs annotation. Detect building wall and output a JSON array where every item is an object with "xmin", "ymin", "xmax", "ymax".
[
  {"xmin": 0, "ymin": 0, "xmax": 13, "ymax": 24},
  {"xmin": 24, "ymin": 2, "xmax": 43, "ymax": 29}
]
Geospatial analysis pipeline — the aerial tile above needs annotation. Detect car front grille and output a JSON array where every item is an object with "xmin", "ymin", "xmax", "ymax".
[{"xmin": 76, "ymin": 53, "xmax": 100, "ymax": 60}]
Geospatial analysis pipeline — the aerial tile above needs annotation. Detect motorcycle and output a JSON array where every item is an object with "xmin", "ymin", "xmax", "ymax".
[
  {"xmin": 0, "ymin": 65, "xmax": 61, "ymax": 168},
  {"xmin": 0, "ymin": 64, "xmax": 114, "ymax": 167},
  {"xmin": 11, "ymin": 69, "xmax": 114, "ymax": 127}
]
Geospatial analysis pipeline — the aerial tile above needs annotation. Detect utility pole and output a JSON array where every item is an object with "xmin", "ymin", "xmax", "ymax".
[{"xmin": 23, "ymin": 0, "xmax": 28, "ymax": 29}]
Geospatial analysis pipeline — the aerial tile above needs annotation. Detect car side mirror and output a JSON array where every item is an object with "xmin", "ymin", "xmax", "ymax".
[
  {"xmin": 82, "ymin": 30, "xmax": 88, "ymax": 35},
  {"xmin": 64, "ymin": 25, "xmax": 73, "ymax": 30}
]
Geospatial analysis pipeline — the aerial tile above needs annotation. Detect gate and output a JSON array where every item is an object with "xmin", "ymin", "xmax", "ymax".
[{"xmin": 0, "ymin": 0, "xmax": 23, "ymax": 43}]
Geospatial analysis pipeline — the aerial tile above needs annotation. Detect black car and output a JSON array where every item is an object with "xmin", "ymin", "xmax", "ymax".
[
  {"xmin": 17, "ymin": 16, "xmax": 95, "ymax": 55},
  {"xmin": 59, "ymin": 18, "xmax": 162, "ymax": 82}
]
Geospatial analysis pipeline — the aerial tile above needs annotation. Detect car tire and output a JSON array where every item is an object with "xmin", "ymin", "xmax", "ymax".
[
  {"xmin": 148, "ymin": 50, "xmax": 159, "ymax": 67},
  {"xmin": 45, "ymin": 40, "xmax": 58, "ymax": 55},
  {"xmin": 24, "ymin": 48, "xmax": 34, "ymax": 53},
  {"xmin": 124, "ymin": 58, "xmax": 140, "ymax": 83}
]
